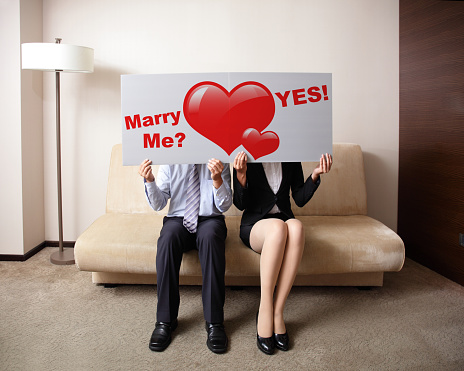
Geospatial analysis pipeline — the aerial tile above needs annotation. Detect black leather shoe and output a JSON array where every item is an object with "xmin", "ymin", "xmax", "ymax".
[
  {"xmin": 256, "ymin": 312, "xmax": 275, "ymax": 355},
  {"xmin": 274, "ymin": 332, "xmax": 289, "ymax": 351},
  {"xmin": 149, "ymin": 319, "xmax": 178, "ymax": 352},
  {"xmin": 205, "ymin": 322, "xmax": 228, "ymax": 354}
]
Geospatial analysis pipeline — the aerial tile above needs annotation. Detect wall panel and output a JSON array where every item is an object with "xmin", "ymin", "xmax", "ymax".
[{"xmin": 399, "ymin": 0, "xmax": 464, "ymax": 284}]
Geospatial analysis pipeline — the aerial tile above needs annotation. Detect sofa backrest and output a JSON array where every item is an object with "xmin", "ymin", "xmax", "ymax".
[
  {"xmin": 291, "ymin": 143, "xmax": 367, "ymax": 216},
  {"xmin": 106, "ymin": 144, "xmax": 165, "ymax": 214},
  {"xmin": 106, "ymin": 143, "xmax": 367, "ymax": 216}
]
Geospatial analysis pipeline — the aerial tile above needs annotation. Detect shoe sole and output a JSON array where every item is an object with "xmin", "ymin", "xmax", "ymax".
[
  {"xmin": 207, "ymin": 340, "xmax": 228, "ymax": 354},
  {"xmin": 257, "ymin": 339, "xmax": 274, "ymax": 355},
  {"xmin": 149, "ymin": 320, "xmax": 178, "ymax": 352},
  {"xmin": 149, "ymin": 342, "xmax": 170, "ymax": 352},
  {"xmin": 149, "ymin": 334, "xmax": 172, "ymax": 352}
]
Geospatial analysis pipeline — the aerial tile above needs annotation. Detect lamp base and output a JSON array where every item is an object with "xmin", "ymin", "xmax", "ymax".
[{"xmin": 50, "ymin": 248, "xmax": 75, "ymax": 265}]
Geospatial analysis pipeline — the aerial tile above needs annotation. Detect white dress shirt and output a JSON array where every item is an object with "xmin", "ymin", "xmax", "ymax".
[
  {"xmin": 144, "ymin": 164, "xmax": 232, "ymax": 217},
  {"xmin": 262, "ymin": 162, "xmax": 282, "ymax": 214}
]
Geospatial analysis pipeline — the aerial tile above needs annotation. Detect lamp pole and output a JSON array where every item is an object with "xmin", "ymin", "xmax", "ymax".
[{"xmin": 50, "ymin": 38, "xmax": 74, "ymax": 265}]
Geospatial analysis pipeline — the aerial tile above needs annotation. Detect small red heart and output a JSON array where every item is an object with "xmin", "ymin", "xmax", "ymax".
[
  {"xmin": 242, "ymin": 128, "xmax": 280, "ymax": 160},
  {"xmin": 183, "ymin": 81, "xmax": 275, "ymax": 155}
]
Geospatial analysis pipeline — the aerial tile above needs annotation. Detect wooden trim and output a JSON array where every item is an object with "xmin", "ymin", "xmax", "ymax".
[{"xmin": 0, "ymin": 241, "xmax": 75, "ymax": 261}]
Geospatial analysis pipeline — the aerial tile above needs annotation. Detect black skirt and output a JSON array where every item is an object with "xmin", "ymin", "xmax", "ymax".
[{"xmin": 239, "ymin": 212, "xmax": 292, "ymax": 249}]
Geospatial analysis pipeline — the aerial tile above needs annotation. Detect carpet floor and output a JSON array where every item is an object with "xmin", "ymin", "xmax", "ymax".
[{"xmin": 1, "ymin": 247, "xmax": 463, "ymax": 371}]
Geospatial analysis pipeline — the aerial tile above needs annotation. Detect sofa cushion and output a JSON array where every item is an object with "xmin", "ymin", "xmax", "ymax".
[
  {"xmin": 297, "ymin": 215, "xmax": 404, "ymax": 274},
  {"xmin": 75, "ymin": 214, "xmax": 404, "ymax": 276}
]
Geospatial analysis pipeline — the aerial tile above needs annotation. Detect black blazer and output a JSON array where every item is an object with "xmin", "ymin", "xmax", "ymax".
[{"xmin": 233, "ymin": 162, "xmax": 320, "ymax": 227}]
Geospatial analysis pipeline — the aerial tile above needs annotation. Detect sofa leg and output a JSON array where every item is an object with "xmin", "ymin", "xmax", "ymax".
[
  {"xmin": 357, "ymin": 286, "xmax": 372, "ymax": 291},
  {"xmin": 103, "ymin": 283, "xmax": 119, "ymax": 288}
]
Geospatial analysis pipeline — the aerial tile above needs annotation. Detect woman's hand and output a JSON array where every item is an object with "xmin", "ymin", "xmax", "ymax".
[
  {"xmin": 233, "ymin": 151, "xmax": 248, "ymax": 187},
  {"xmin": 208, "ymin": 158, "xmax": 224, "ymax": 189},
  {"xmin": 311, "ymin": 153, "xmax": 333, "ymax": 183},
  {"xmin": 139, "ymin": 159, "xmax": 154, "ymax": 183}
]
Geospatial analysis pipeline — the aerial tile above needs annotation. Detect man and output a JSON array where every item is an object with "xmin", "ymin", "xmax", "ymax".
[{"xmin": 138, "ymin": 158, "xmax": 232, "ymax": 354}]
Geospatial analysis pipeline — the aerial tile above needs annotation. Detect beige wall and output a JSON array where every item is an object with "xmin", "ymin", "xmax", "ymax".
[
  {"xmin": 20, "ymin": 0, "xmax": 45, "ymax": 254},
  {"xmin": 0, "ymin": 0, "xmax": 24, "ymax": 254},
  {"xmin": 3, "ymin": 0, "xmax": 399, "ymax": 253},
  {"xmin": 0, "ymin": 0, "xmax": 44, "ymax": 255}
]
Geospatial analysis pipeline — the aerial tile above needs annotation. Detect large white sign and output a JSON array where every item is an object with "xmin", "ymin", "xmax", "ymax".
[{"xmin": 121, "ymin": 72, "xmax": 332, "ymax": 165}]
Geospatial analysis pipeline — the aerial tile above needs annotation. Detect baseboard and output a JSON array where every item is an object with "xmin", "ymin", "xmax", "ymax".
[
  {"xmin": 0, "ymin": 241, "xmax": 75, "ymax": 262},
  {"xmin": 43, "ymin": 241, "xmax": 76, "ymax": 248}
]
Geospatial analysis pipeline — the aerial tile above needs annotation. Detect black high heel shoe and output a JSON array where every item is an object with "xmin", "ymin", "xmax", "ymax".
[
  {"xmin": 256, "ymin": 312, "xmax": 275, "ymax": 355},
  {"xmin": 274, "ymin": 332, "xmax": 289, "ymax": 351}
]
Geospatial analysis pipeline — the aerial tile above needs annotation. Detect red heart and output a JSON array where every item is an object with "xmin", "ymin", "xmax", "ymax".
[
  {"xmin": 242, "ymin": 128, "xmax": 280, "ymax": 160},
  {"xmin": 183, "ymin": 81, "xmax": 276, "ymax": 155}
]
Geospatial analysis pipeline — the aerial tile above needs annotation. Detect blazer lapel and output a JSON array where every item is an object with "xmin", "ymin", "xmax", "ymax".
[{"xmin": 255, "ymin": 163, "xmax": 272, "ymax": 191}]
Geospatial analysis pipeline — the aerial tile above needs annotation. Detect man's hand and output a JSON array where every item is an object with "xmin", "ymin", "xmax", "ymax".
[
  {"xmin": 208, "ymin": 158, "xmax": 224, "ymax": 189},
  {"xmin": 139, "ymin": 159, "xmax": 155, "ymax": 183},
  {"xmin": 233, "ymin": 151, "xmax": 248, "ymax": 188}
]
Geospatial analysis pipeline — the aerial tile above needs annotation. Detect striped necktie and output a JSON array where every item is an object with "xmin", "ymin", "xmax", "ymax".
[{"xmin": 183, "ymin": 164, "xmax": 201, "ymax": 233}]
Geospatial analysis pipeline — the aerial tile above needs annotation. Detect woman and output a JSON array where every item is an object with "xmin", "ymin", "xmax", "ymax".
[{"xmin": 233, "ymin": 152, "xmax": 332, "ymax": 355}]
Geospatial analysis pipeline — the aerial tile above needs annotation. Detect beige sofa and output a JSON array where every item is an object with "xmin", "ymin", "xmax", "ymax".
[{"xmin": 75, "ymin": 143, "xmax": 405, "ymax": 287}]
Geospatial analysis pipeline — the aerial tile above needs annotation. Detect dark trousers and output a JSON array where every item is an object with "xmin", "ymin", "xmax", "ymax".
[{"xmin": 156, "ymin": 215, "xmax": 227, "ymax": 324}]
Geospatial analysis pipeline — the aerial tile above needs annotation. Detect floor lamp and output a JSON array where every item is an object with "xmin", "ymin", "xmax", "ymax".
[{"xmin": 21, "ymin": 38, "xmax": 94, "ymax": 265}]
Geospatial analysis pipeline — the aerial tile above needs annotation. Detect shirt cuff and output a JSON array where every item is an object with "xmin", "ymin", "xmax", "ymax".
[
  {"xmin": 144, "ymin": 180, "xmax": 159, "ymax": 201},
  {"xmin": 145, "ymin": 180, "xmax": 157, "ymax": 190},
  {"xmin": 214, "ymin": 181, "xmax": 228, "ymax": 198},
  {"xmin": 310, "ymin": 175, "xmax": 321, "ymax": 187}
]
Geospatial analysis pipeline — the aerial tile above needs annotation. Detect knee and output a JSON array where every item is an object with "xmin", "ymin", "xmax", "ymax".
[
  {"xmin": 287, "ymin": 219, "xmax": 304, "ymax": 234},
  {"xmin": 197, "ymin": 219, "xmax": 227, "ymax": 248},
  {"xmin": 197, "ymin": 236, "xmax": 226, "ymax": 271},
  {"xmin": 197, "ymin": 234, "xmax": 226, "ymax": 256},
  {"xmin": 286, "ymin": 219, "xmax": 305, "ymax": 245},
  {"xmin": 266, "ymin": 220, "xmax": 288, "ymax": 245},
  {"xmin": 157, "ymin": 232, "xmax": 183, "ymax": 257}
]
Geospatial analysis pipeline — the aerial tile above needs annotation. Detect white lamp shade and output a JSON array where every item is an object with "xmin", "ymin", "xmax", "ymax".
[{"xmin": 22, "ymin": 43, "xmax": 94, "ymax": 73}]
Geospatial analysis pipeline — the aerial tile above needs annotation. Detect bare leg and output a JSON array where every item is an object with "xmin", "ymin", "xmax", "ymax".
[
  {"xmin": 273, "ymin": 219, "xmax": 305, "ymax": 334},
  {"xmin": 250, "ymin": 219, "xmax": 288, "ymax": 338}
]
